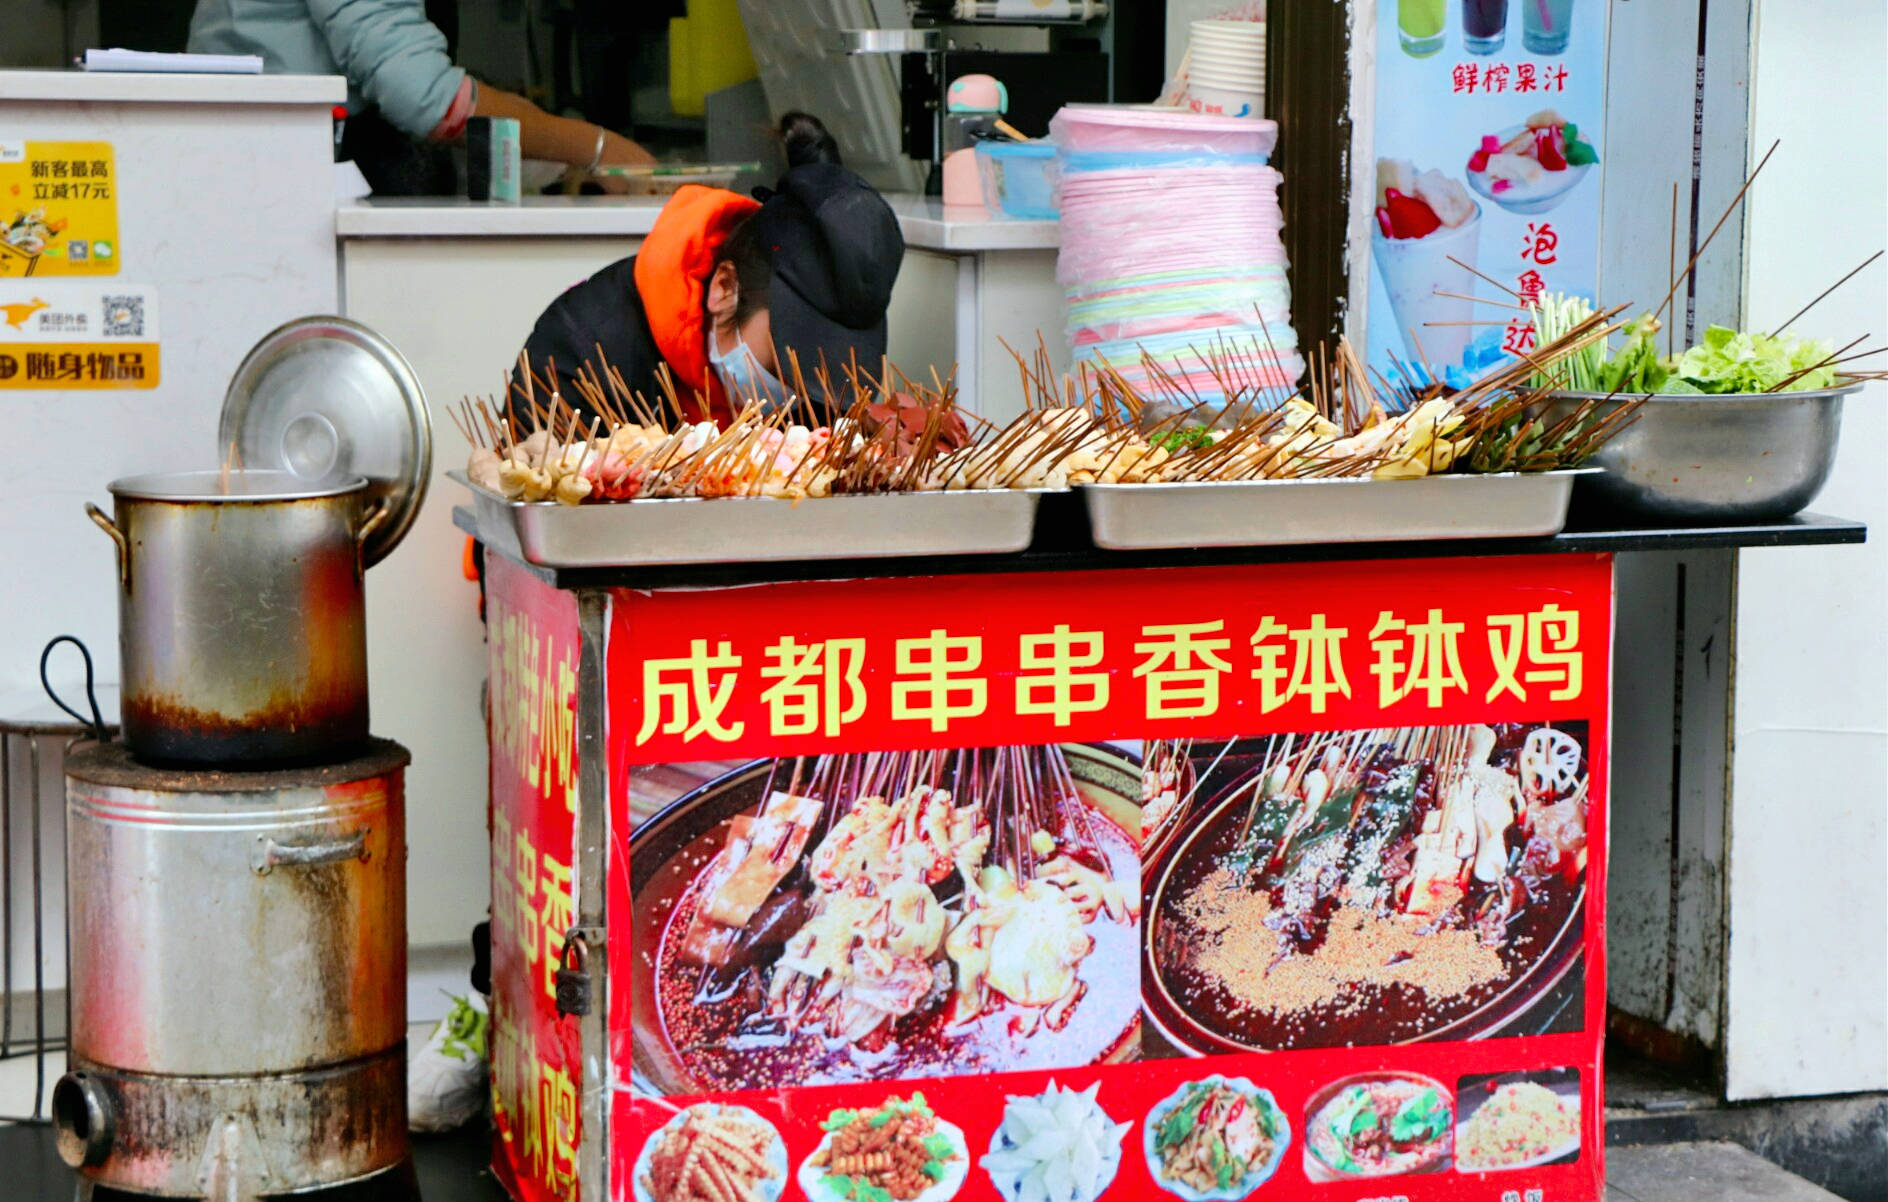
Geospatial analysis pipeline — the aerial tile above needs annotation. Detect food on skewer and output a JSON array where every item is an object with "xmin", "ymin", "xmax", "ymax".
[
  {"xmin": 1078, "ymin": 318, "xmax": 1645, "ymax": 482},
  {"xmin": 451, "ymin": 311, "xmax": 1650, "ymax": 506},
  {"xmin": 652, "ymin": 746, "xmax": 1140, "ymax": 1093},
  {"xmin": 450, "ymin": 345, "xmax": 1001, "ymax": 505},
  {"xmin": 1140, "ymin": 740, "xmax": 1195, "ymax": 841},
  {"xmin": 920, "ymin": 406, "xmax": 1170, "ymax": 491}
]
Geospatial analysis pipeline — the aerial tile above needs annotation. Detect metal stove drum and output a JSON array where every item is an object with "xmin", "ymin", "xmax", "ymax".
[{"xmin": 56, "ymin": 743, "xmax": 411, "ymax": 1199}]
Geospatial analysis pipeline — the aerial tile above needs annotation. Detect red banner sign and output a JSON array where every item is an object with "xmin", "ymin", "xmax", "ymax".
[
  {"xmin": 488, "ymin": 555, "xmax": 584, "ymax": 1202},
  {"xmin": 597, "ymin": 554, "xmax": 1612, "ymax": 1202},
  {"xmin": 611, "ymin": 557, "xmax": 1605, "ymax": 762}
]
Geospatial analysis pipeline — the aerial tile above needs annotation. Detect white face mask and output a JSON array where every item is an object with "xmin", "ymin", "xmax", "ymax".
[{"xmin": 708, "ymin": 286, "xmax": 787, "ymax": 404}]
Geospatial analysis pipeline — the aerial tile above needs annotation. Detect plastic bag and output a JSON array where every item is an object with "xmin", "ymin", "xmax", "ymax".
[{"xmin": 408, "ymin": 992, "xmax": 490, "ymax": 1134}]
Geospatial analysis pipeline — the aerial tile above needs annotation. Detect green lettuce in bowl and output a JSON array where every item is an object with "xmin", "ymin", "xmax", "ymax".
[
  {"xmin": 1661, "ymin": 324, "xmax": 1838, "ymax": 393},
  {"xmin": 1527, "ymin": 291, "xmax": 1842, "ymax": 395}
]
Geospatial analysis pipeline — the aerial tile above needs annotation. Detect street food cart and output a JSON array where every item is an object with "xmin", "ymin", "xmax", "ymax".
[{"xmin": 461, "ymin": 499, "xmax": 1862, "ymax": 1202}]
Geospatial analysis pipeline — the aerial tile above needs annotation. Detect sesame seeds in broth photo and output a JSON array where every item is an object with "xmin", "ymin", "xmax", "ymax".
[{"xmin": 1141, "ymin": 724, "xmax": 1590, "ymax": 1054}]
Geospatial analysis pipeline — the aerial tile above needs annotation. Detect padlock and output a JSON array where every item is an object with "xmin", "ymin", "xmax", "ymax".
[{"xmin": 554, "ymin": 930, "xmax": 592, "ymax": 1017}]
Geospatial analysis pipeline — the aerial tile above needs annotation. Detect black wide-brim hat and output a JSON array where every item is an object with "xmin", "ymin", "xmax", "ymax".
[{"xmin": 752, "ymin": 162, "xmax": 903, "ymax": 395}]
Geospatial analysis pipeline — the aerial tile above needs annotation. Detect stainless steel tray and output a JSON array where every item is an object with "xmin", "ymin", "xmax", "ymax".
[
  {"xmin": 1082, "ymin": 470, "xmax": 1596, "ymax": 550},
  {"xmin": 449, "ymin": 472, "xmax": 1048, "ymax": 567}
]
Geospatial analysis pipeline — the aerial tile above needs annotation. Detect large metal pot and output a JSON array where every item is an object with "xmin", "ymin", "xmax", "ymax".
[
  {"xmin": 87, "ymin": 469, "xmax": 386, "ymax": 765},
  {"xmin": 56, "ymin": 739, "xmax": 411, "ymax": 1198},
  {"xmin": 1542, "ymin": 383, "xmax": 1856, "ymax": 522}
]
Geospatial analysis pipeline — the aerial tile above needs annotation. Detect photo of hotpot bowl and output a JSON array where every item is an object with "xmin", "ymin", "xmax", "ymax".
[
  {"xmin": 627, "ymin": 743, "xmax": 1144, "ymax": 1096},
  {"xmin": 1141, "ymin": 723, "xmax": 1590, "ymax": 1056}
]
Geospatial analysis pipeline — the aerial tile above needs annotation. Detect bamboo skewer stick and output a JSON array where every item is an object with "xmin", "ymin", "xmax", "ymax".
[
  {"xmin": 1448, "ymin": 254, "xmax": 1522, "ymax": 300},
  {"xmin": 1769, "ymin": 250, "xmax": 1883, "ymax": 338},
  {"xmin": 1656, "ymin": 138, "xmax": 1780, "ymax": 328},
  {"xmin": 1766, "ymin": 333, "xmax": 1869, "ymax": 394},
  {"xmin": 1668, "ymin": 182, "xmax": 1680, "ymax": 359}
]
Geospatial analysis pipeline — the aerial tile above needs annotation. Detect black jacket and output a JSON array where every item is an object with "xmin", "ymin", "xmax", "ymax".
[{"xmin": 516, "ymin": 256, "xmax": 663, "ymax": 429}]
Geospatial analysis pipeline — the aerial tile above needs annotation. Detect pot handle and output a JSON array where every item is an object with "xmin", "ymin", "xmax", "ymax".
[
  {"xmin": 253, "ymin": 828, "xmax": 370, "ymax": 875},
  {"xmin": 85, "ymin": 503, "xmax": 128, "ymax": 588},
  {"xmin": 354, "ymin": 499, "xmax": 391, "ymax": 575}
]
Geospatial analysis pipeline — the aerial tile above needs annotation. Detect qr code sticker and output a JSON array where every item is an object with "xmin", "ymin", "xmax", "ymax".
[{"xmin": 102, "ymin": 295, "xmax": 143, "ymax": 337}]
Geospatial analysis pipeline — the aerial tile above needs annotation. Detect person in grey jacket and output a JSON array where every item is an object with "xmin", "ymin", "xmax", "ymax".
[{"xmin": 189, "ymin": 0, "xmax": 653, "ymax": 195}]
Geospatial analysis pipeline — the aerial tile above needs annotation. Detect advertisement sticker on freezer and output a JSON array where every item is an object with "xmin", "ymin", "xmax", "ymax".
[
  {"xmin": 0, "ymin": 280, "xmax": 159, "ymax": 389},
  {"xmin": 604, "ymin": 554, "xmax": 1614, "ymax": 1202},
  {"xmin": 0, "ymin": 141, "xmax": 119, "ymax": 276}
]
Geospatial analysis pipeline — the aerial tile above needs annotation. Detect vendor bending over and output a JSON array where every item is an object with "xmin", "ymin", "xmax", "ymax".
[{"xmin": 516, "ymin": 113, "xmax": 906, "ymax": 425}]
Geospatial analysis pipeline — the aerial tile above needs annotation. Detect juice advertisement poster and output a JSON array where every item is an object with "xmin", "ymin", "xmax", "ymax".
[
  {"xmin": 1366, "ymin": 0, "xmax": 1607, "ymax": 388},
  {"xmin": 605, "ymin": 555, "xmax": 1612, "ymax": 1202}
]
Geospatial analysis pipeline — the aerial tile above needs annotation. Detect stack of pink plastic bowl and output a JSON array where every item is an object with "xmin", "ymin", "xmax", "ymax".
[{"xmin": 1050, "ymin": 105, "xmax": 1304, "ymax": 410}]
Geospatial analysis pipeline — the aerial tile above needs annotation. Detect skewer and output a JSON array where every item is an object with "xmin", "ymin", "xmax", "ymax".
[
  {"xmin": 445, "ymin": 402, "xmax": 475, "ymax": 447},
  {"xmin": 1432, "ymin": 290, "xmax": 1529, "ymax": 313},
  {"xmin": 1766, "ymin": 333, "xmax": 1869, "ymax": 393},
  {"xmin": 1447, "ymin": 254, "xmax": 1522, "ymax": 299},
  {"xmin": 1768, "ymin": 250, "xmax": 1883, "ymax": 338},
  {"xmin": 1668, "ymin": 182, "xmax": 1680, "ymax": 359},
  {"xmin": 1655, "ymin": 138, "xmax": 1780, "ymax": 327},
  {"xmin": 1822, "ymin": 346, "xmax": 1888, "ymax": 369}
]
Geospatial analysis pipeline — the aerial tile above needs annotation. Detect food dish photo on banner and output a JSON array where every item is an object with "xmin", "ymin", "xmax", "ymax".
[
  {"xmin": 601, "ymin": 555, "xmax": 1612, "ymax": 1201},
  {"xmin": 1367, "ymin": 0, "xmax": 1606, "ymax": 389}
]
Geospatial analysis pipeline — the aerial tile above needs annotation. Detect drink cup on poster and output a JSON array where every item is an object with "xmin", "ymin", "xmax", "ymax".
[
  {"xmin": 1371, "ymin": 201, "xmax": 1483, "ymax": 371},
  {"xmin": 1462, "ymin": 0, "xmax": 1508, "ymax": 54},
  {"xmin": 1524, "ymin": 0, "xmax": 1574, "ymax": 55},
  {"xmin": 1398, "ymin": 0, "xmax": 1447, "ymax": 58}
]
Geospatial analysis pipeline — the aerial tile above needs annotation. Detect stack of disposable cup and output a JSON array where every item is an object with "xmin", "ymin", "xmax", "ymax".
[
  {"xmin": 1051, "ymin": 105, "xmax": 1304, "ymax": 409},
  {"xmin": 1185, "ymin": 19, "xmax": 1266, "ymax": 119}
]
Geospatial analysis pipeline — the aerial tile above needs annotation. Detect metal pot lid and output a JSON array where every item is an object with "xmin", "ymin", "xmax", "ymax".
[{"xmin": 219, "ymin": 316, "xmax": 431, "ymax": 567}]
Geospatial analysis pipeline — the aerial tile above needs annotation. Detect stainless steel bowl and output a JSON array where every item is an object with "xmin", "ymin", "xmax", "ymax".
[{"xmin": 1542, "ymin": 381, "xmax": 1858, "ymax": 522}]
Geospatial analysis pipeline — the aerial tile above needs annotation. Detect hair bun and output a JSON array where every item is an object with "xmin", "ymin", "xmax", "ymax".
[{"xmin": 780, "ymin": 111, "xmax": 843, "ymax": 168}]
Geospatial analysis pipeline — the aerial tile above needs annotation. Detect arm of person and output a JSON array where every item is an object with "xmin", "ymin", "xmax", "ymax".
[
  {"xmin": 473, "ymin": 84, "xmax": 656, "ymax": 171},
  {"xmin": 306, "ymin": 0, "xmax": 653, "ymax": 170},
  {"xmin": 306, "ymin": 0, "xmax": 466, "ymax": 140}
]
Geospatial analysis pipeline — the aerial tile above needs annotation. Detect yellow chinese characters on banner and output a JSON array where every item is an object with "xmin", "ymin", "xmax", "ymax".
[
  {"xmin": 482, "ymin": 556, "xmax": 583, "ymax": 1202},
  {"xmin": 490, "ymin": 608, "xmax": 579, "ymax": 814},
  {"xmin": 0, "ymin": 142, "xmax": 119, "ymax": 277}
]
